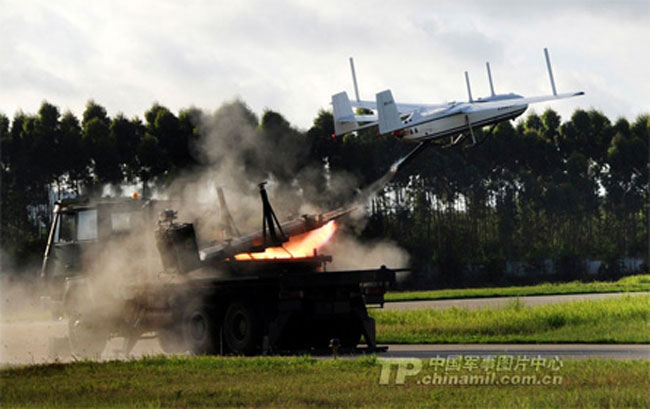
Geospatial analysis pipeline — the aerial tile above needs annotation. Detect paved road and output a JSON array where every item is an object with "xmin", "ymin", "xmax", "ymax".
[
  {"xmin": 381, "ymin": 344, "xmax": 650, "ymax": 360},
  {"xmin": 383, "ymin": 291, "xmax": 649, "ymax": 311},
  {"xmin": 0, "ymin": 320, "xmax": 163, "ymax": 366}
]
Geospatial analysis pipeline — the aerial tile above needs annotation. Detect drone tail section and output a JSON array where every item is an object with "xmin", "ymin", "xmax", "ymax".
[
  {"xmin": 376, "ymin": 90, "xmax": 403, "ymax": 135},
  {"xmin": 332, "ymin": 92, "xmax": 359, "ymax": 136}
]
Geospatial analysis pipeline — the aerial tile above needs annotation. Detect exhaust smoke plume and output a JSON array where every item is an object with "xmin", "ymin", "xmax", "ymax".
[{"xmin": 169, "ymin": 100, "xmax": 409, "ymax": 271}]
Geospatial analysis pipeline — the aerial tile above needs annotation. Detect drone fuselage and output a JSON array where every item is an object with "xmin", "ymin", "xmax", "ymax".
[{"xmin": 398, "ymin": 97, "xmax": 527, "ymax": 142}]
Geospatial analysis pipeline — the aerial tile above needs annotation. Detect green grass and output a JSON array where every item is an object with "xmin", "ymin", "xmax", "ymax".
[
  {"xmin": 373, "ymin": 294, "xmax": 650, "ymax": 344},
  {"xmin": 385, "ymin": 274, "xmax": 650, "ymax": 302},
  {"xmin": 1, "ymin": 356, "xmax": 648, "ymax": 408}
]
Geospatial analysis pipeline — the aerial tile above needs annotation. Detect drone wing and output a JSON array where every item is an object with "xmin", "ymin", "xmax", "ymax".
[
  {"xmin": 466, "ymin": 48, "xmax": 584, "ymax": 110},
  {"xmin": 351, "ymin": 99, "xmax": 449, "ymax": 114},
  {"xmin": 467, "ymin": 91, "xmax": 584, "ymax": 111}
]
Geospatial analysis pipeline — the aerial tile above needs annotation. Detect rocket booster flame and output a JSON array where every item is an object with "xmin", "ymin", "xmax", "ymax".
[
  {"xmin": 199, "ymin": 206, "xmax": 352, "ymax": 262},
  {"xmin": 234, "ymin": 221, "xmax": 337, "ymax": 260}
]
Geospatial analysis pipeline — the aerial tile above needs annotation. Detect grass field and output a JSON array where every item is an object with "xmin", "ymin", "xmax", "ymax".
[
  {"xmin": 385, "ymin": 274, "xmax": 650, "ymax": 302},
  {"xmin": 372, "ymin": 294, "xmax": 650, "ymax": 344},
  {"xmin": 1, "ymin": 356, "xmax": 648, "ymax": 408}
]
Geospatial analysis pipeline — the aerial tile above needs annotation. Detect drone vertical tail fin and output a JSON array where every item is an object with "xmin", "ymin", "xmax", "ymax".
[
  {"xmin": 376, "ymin": 90, "xmax": 402, "ymax": 135},
  {"xmin": 332, "ymin": 91, "xmax": 358, "ymax": 135}
]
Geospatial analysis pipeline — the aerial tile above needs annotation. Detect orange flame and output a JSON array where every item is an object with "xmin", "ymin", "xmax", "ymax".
[{"xmin": 234, "ymin": 221, "xmax": 337, "ymax": 260}]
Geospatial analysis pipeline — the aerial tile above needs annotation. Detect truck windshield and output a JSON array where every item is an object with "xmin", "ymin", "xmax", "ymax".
[
  {"xmin": 57, "ymin": 213, "xmax": 76, "ymax": 242},
  {"xmin": 77, "ymin": 209, "xmax": 98, "ymax": 241}
]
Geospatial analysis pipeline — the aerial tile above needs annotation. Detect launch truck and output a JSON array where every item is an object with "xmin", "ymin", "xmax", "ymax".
[{"xmin": 41, "ymin": 186, "xmax": 397, "ymax": 357}]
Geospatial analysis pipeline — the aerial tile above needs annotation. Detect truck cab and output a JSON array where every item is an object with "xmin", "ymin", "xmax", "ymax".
[{"xmin": 41, "ymin": 198, "xmax": 160, "ymax": 317}]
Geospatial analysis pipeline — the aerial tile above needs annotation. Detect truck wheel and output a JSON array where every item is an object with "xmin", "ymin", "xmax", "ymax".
[
  {"xmin": 223, "ymin": 301, "xmax": 262, "ymax": 355},
  {"xmin": 158, "ymin": 327, "xmax": 186, "ymax": 354},
  {"xmin": 66, "ymin": 290, "xmax": 108, "ymax": 359},
  {"xmin": 68, "ymin": 317, "xmax": 108, "ymax": 359},
  {"xmin": 182, "ymin": 300, "xmax": 219, "ymax": 355}
]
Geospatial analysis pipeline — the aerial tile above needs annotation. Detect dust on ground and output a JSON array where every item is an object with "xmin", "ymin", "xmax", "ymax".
[{"xmin": 0, "ymin": 319, "xmax": 165, "ymax": 366}]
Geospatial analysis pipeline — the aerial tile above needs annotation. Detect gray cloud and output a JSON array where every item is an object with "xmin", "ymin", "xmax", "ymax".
[
  {"xmin": 467, "ymin": 0, "xmax": 649, "ymax": 22},
  {"xmin": 0, "ymin": 0, "xmax": 647, "ymax": 126}
]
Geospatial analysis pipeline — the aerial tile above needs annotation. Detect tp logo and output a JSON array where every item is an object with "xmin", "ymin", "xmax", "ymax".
[{"xmin": 379, "ymin": 359, "xmax": 423, "ymax": 385}]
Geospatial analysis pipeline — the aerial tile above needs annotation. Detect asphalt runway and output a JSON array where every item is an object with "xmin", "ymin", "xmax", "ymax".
[
  {"xmin": 382, "ymin": 344, "xmax": 650, "ymax": 360},
  {"xmin": 383, "ymin": 291, "xmax": 649, "ymax": 310}
]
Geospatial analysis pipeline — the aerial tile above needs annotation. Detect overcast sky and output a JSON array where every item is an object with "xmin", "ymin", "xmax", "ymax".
[{"xmin": 2, "ymin": 0, "xmax": 649, "ymax": 129}]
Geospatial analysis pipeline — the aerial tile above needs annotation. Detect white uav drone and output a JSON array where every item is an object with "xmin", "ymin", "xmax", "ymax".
[{"xmin": 332, "ymin": 49, "xmax": 584, "ymax": 149}]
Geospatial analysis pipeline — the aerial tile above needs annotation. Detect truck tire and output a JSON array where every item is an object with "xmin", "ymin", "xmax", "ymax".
[
  {"xmin": 68, "ymin": 317, "xmax": 108, "ymax": 359},
  {"xmin": 66, "ymin": 289, "xmax": 108, "ymax": 359},
  {"xmin": 223, "ymin": 301, "xmax": 262, "ymax": 355},
  {"xmin": 182, "ymin": 299, "xmax": 219, "ymax": 355},
  {"xmin": 158, "ymin": 327, "xmax": 186, "ymax": 354}
]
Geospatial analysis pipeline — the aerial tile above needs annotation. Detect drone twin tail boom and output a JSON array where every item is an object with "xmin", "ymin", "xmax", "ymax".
[{"xmin": 332, "ymin": 49, "xmax": 584, "ymax": 145}]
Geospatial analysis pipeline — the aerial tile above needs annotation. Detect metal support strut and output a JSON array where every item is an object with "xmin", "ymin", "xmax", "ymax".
[
  {"xmin": 258, "ymin": 182, "xmax": 288, "ymax": 247},
  {"xmin": 465, "ymin": 115, "xmax": 477, "ymax": 145},
  {"xmin": 442, "ymin": 118, "xmax": 499, "ymax": 150}
]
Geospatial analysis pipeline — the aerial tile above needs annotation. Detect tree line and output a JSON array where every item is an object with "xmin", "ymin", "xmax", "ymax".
[{"xmin": 1, "ymin": 100, "xmax": 648, "ymax": 286}]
